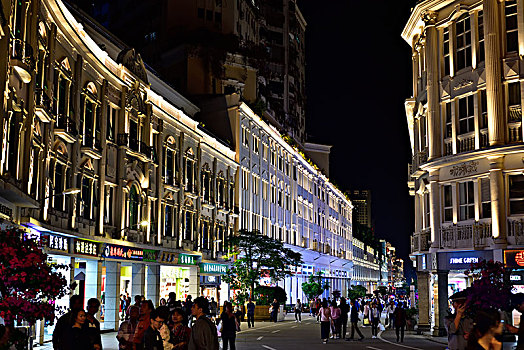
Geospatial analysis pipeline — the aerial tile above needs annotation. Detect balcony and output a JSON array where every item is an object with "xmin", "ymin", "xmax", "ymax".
[
  {"xmin": 81, "ymin": 136, "xmax": 102, "ymax": 159},
  {"xmin": 507, "ymin": 218, "xmax": 524, "ymax": 245},
  {"xmin": 10, "ymin": 38, "xmax": 35, "ymax": 83},
  {"xmin": 440, "ymin": 222, "xmax": 492, "ymax": 249},
  {"xmin": 54, "ymin": 115, "xmax": 77, "ymax": 143},
  {"xmin": 457, "ymin": 132, "xmax": 475, "ymax": 153},
  {"xmin": 444, "ymin": 138, "xmax": 453, "ymax": 156},
  {"xmin": 411, "ymin": 228, "xmax": 431, "ymax": 253},
  {"xmin": 34, "ymin": 89, "xmax": 52, "ymax": 123},
  {"xmin": 410, "ymin": 148, "xmax": 428, "ymax": 177},
  {"xmin": 117, "ymin": 133, "xmax": 151, "ymax": 161}
]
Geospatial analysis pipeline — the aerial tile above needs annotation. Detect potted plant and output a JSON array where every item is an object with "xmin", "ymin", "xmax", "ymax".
[{"xmin": 405, "ymin": 307, "xmax": 418, "ymax": 331}]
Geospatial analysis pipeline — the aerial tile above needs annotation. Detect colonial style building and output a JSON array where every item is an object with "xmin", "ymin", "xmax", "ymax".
[
  {"xmin": 403, "ymin": 0, "xmax": 524, "ymax": 335},
  {"xmin": 0, "ymin": 0, "xmax": 237, "ymax": 342},
  {"xmin": 351, "ymin": 238, "xmax": 381, "ymax": 293}
]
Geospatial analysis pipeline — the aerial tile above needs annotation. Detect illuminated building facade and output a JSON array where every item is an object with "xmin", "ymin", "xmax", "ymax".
[
  {"xmin": 404, "ymin": 0, "xmax": 524, "ymax": 335},
  {"xmin": 351, "ymin": 238, "xmax": 381, "ymax": 293},
  {"xmin": 0, "ymin": 0, "xmax": 237, "ymax": 341}
]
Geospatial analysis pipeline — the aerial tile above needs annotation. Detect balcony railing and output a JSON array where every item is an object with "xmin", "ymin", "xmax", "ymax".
[
  {"xmin": 10, "ymin": 37, "xmax": 35, "ymax": 82},
  {"xmin": 508, "ymin": 122, "xmax": 522, "ymax": 143},
  {"xmin": 509, "ymin": 105, "xmax": 522, "ymax": 122},
  {"xmin": 507, "ymin": 218, "xmax": 524, "ymax": 245},
  {"xmin": 55, "ymin": 115, "xmax": 77, "ymax": 143},
  {"xmin": 34, "ymin": 88, "xmax": 52, "ymax": 122},
  {"xmin": 444, "ymin": 138, "xmax": 453, "ymax": 156},
  {"xmin": 411, "ymin": 228, "xmax": 431, "ymax": 253},
  {"xmin": 118, "ymin": 133, "xmax": 152, "ymax": 158},
  {"xmin": 440, "ymin": 222, "xmax": 492, "ymax": 249},
  {"xmin": 412, "ymin": 147, "xmax": 428, "ymax": 171},
  {"xmin": 480, "ymin": 129, "xmax": 489, "ymax": 148},
  {"xmin": 457, "ymin": 132, "xmax": 475, "ymax": 153}
]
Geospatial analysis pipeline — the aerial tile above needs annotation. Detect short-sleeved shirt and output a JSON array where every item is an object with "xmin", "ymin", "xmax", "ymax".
[{"xmin": 444, "ymin": 314, "xmax": 473, "ymax": 350}]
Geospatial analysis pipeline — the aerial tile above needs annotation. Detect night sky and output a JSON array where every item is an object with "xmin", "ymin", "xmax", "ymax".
[{"xmin": 299, "ymin": 1, "xmax": 417, "ymax": 279}]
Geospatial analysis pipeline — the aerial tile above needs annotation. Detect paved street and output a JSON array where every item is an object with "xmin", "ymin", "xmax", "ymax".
[{"xmin": 36, "ymin": 314, "xmax": 447, "ymax": 350}]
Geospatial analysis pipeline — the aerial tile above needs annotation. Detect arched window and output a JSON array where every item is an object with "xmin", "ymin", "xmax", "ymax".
[{"xmin": 129, "ymin": 185, "xmax": 140, "ymax": 229}]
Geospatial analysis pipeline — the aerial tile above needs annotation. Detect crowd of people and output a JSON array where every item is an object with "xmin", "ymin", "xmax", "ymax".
[
  {"xmin": 52, "ymin": 293, "xmax": 222, "ymax": 350},
  {"xmin": 307, "ymin": 296, "xmax": 409, "ymax": 344}
]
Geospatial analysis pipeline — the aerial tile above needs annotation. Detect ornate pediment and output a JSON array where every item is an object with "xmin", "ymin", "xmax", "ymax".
[{"xmin": 117, "ymin": 48, "xmax": 149, "ymax": 84}]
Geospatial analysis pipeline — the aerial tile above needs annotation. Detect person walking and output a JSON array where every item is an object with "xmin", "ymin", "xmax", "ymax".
[
  {"xmin": 315, "ymin": 299, "xmax": 321, "ymax": 323},
  {"xmin": 330, "ymin": 300, "xmax": 341, "ymax": 339},
  {"xmin": 270, "ymin": 299, "xmax": 280, "ymax": 323},
  {"xmin": 295, "ymin": 299, "xmax": 302, "ymax": 323},
  {"xmin": 370, "ymin": 302, "xmax": 380, "ymax": 339},
  {"xmin": 53, "ymin": 295, "xmax": 83, "ymax": 350},
  {"xmin": 220, "ymin": 302, "xmax": 238, "ymax": 350},
  {"xmin": 117, "ymin": 306, "xmax": 140, "ymax": 350},
  {"xmin": 393, "ymin": 302, "xmax": 407, "ymax": 343},
  {"xmin": 246, "ymin": 299, "xmax": 255, "ymax": 328},
  {"xmin": 318, "ymin": 300, "xmax": 332, "ymax": 344},
  {"xmin": 133, "ymin": 300, "xmax": 154, "ymax": 350},
  {"xmin": 346, "ymin": 300, "xmax": 364, "ymax": 341},
  {"xmin": 386, "ymin": 301, "xmax": 396, "ymax": 329},
  {"xmin": 339, "ymin": 298, "xmax": 349, "ymax": 340},
  {"xmin": 188, "ymin": 297, "xmax": 219, "ymax": 350},
  {"xmin": 309, "ymin": 299, "xmax": 315, "ymax": 317},
  {"xmin": 85, "ymin": 298, "xmax": 102, "ymax": 350},
  {"xmin": 363, "ymin": 301, "xmax": 370, "ymax": 327},
  {"xmin": 466, "ymin": 309, "xmax": 503, "ymax": 350},
  {"xmin": 144, "ymin": 309, "xmax": 166, "ymax": 350},
  {"xmin": 64, "ymin": 308, "xmax": 92, "ymax": 350},
  {"xmin": 168, "ymin": 308, "xmax": 191, "ymax": 350},
  {"xmin": 209, "ymin": 298, "xmax": 218, "ymax": 320}
]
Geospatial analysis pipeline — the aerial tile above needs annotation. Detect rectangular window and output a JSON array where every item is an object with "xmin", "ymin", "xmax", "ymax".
[
  {"xmin": 206, "ymin": 10, "xmax": 213, "ymax": 21},
  {"xmin": 443, "ymin": 27, "xmax": 451, "ymax": 76},
  {"xmin": 480, "ymin": 90, "xmax": 488, "ymax": 128},
  {"xmin": 253, "ymin": 136, "xmax": 259, "ymax": 154},
  {"xmin": 455, "ymin": 16, "xmax": 472, "ymax": 71},
  {"xmin": 506, "ymin": 0, "xmax": 519, "ymax": 53},
  {"xmin": 444, "ymin": 102, "xmax": 452, "ymax": 138},
  {"xmin": 106, "ymin": 105, "xmax": 116, "ymax": 142},
  {"xmin": 508, "ymin": 82, "xmax": 522, "ymax": 122},
  {"xmin": 459, "ymin": 181, "xmax": 475, "ymax": 221},
  {"xmin": 478, "ymin": 10, "xmax": 485, "ymax": 62},
  {"xmin": 215, "ymin": 12, "xmax": 222, "ymax": 23},
  {"xmin": 164, "ymin": 204, "xmax": 173, "ymax": 237},
  {"xmin": 424, "ymin": 193, "xmax": 431, "ymax": 229},
  {"xmin": 197, "ymin": 7, "xmax": 204, "ymax": 19},
  {"xmin": 262, "ymin": 144, "xmax": 268, "ymax": 160},
  {"xmin": 104, "ymin": 185, "xmax": 114, "ymax": 225},
  {"xmin": 510, "ymin": 174, "xmax": 524, "ymax": 214},
  {"xmin": 480, "ymin": 178, "xmax": 491, "ymax": 219},
  {"xmin": 444, "ymin": 185, "xmax": 453, "ymax": 222},
  {"xmin": 458, "ymin": 95, "xmax": 475, "ymax": 134}
]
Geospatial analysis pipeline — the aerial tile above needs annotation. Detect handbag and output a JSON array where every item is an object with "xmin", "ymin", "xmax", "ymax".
[
  {"xmin": 363, "ymin": 317, "xmax": 370, "ymax": 326},
  {"xmin": 217, "ymin": 320, "xmax": 223, "ymax": 332},
  {"xmin": 379, "ymin": 323, "xmax": 385, "ymax": 332}
]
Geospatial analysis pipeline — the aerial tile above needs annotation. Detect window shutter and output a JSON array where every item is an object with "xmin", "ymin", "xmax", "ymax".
[{"xmin": 481, "ymin": 178, "xmax": 490, "ymax": 202}]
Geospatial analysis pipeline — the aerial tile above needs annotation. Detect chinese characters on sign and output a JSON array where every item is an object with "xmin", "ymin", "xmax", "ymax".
[
  {"xmin": 199, "ymin": 263, "xmax": 228, "ymax": 274},
  {"xmin": 46, "ymin": 234, "xmax": 69, "ymax": 252},
  {"xmin": 179, "ymin": 254, "xmax": 199, "ymax": 265},
  {"xmin": 103, "ymin": 244, "xmax": 144, "ymax": 260},
  {"xmin": 74, "ymin": 239, "xmax": 99, "ymax": 257},
  {"xmin": 504, "ymin": 250, "xmax": 524, "ymax": 268}
]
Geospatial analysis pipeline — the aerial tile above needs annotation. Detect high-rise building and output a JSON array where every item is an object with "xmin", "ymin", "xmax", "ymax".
[
  {"xmin": 403, "ymin": 0, "xmax": 524, "ymax": 335},
  {"xmin": 347, "ymin": 190, "xmax": 372, "ymax": 228},
  {"xmin": 71, "ymin": 0, "xmax": 307, "ymax": 145}
]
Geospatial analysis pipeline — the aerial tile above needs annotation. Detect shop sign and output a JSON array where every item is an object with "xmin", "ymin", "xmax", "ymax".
[
  {"xmin": 0, "ymin": 203, "xmax": 13, "ymax": 220},
  {"xmin": 505, "ymin": 250, "xmax": 524, "ymax": 268},
  {"xmin": 144, "ymin": 249, "xmax": 159, "ymax": 262},
  {"xmin": 103, "ymin": 244, "xmax": 143, "ymax": 260},
  {"xmin": 159, "ymin": 252, "xmax": 177, "ymax": 264},
  {"xmin": 199, "ymin": 263, "xmax": 228, "ymax": 274},
  {"xmin": 437, "ymin": 250, "xmax": 493, "ymax": 270},
  {"xmin": 179, "ymin": 254, "xmax": 199, "ymax": 265},
  {"xmin": 510, "ymin": 271, "xmax": 524, "ymax": 285},
  {"xmin": 74, "ymin": 239, "xmax": 99, "ymax": 257},
  {"xmin": 200, "ymin": 275, "xmax": 221, "ymax": 285},
  {"xmin": 43, "ymin": 234, "xmax": 69, "ymax": 252}
]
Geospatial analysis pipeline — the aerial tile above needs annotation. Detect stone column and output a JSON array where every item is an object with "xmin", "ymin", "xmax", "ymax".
[
  {"xmin": 423, "ymin": 11, "xmax": 442, "ymax": 160},
  {"xmin": 489, "ymin": 156, "xmax": 507, "ymax": 243},
  {"xmin": 115, "ymin": 87, "xmax": 127, "ymax": 237},
  {"xmin": 97, "ymin": 80, "xmax": 108, "ymax": 236},
  {"xmin": 433, "ymin": 270, "xmax": 449, "ymax": 336},
  {"xmin": 104, "ymin": 261, "xmax": 121, "ymax": 330},
  {"xmin": 131, "ymin": 263, "xmax": 145, "ymax": 297},
  {"xmin": 483, "ymin": 0, "xmax": 506, "ymax": 145},
  {"xmin": 428, "ymin": 170, "xmax": 441, "ymax": 249},
  {"xmin": 416, "ymin": 270, "xmax": 431, "ymax": 333},
  {"xmin": 84, "ymin": 260, "xmax": 99, "ymax": 309},
  {"xmin": 146, "ymin": 265, "xmax": 160, "ymax": 306}
]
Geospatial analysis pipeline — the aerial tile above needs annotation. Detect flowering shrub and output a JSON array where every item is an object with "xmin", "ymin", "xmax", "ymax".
[
  {"xmin": 464, "ymin": 259, "xmax": 513, "ymax": 315},
  {"xmin": 0, "ymin": 228, "xmax": 68, "ymax": 326}
]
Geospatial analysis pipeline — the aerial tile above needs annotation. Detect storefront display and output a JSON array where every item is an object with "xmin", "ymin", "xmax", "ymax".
[{"xmin": 160, "ymin": 266, "xmax": 191, "ymax": 300}]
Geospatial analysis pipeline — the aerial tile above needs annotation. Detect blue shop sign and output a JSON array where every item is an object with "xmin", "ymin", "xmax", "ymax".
[{"xmin": 438, "ymin": 250, "xmax": 493, "ymax": 270}]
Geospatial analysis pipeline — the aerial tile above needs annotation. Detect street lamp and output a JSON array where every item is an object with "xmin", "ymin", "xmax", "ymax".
[{"xmin": 116, "ymin": 220, "xmax": 150, "ymax": 239}]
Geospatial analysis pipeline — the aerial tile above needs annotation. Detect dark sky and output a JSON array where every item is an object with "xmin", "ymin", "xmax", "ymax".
[{"xmin": 299, "ymin": 1, "xmax": 417, "ymax": 279}]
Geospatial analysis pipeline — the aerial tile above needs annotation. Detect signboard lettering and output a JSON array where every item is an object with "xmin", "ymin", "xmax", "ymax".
[
  {"xmin": 103, "ymin": 244, "xmax": 145, "ymax": 261},
  {"xmin": 505, "ymin": 250, "xmax": 524, "ymax": 268},
  {"xmin": 74, "ymin": 239, "xmax": 99, "ymax": 257},
  {"xmin": 179, "ymin": 254, "xmax": 199, "ymax": 265},
  {"xmin": 199, "ymin": 263, "xmax": 228, "ymax": 274}
]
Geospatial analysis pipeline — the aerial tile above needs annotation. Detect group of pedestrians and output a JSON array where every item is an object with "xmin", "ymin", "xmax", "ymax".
[
  {"xmin": 53, "ymin": 294, "xmax": 221, "ymax": 350},
  {"xmin": 311, "ymin": 296, "xmax": 408, "ymax": 344}
]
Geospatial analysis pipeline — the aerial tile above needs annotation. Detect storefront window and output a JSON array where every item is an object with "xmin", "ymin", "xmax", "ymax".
[{"xmin": 160, "ymin": 266, "xmax": 190, "ymax": 301}]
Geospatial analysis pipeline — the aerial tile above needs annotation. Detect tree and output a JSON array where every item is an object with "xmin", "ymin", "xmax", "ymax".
[
  {"xmin": 348, "ymin": 285, "xmax": 367, "ymax": 301},
  {"xmin": 375, "ymin": 286, "xmax": 389, "ymax": 297},
  {"xmin": 0, "ymin": 228, "xmax": 69, "ymax": 348},
  {"xmin": 223, "ymin": 229, "xmax": 303, "ymax": 303},
  {"xmin": 301, "ymin": 272, "xmax": 329, "ymax": 301}
]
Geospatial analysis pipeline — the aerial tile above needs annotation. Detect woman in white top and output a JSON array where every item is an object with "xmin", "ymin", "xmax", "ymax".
[{"xmin": 318, "ymin": 300, "xmax": 332, "ymax": 344}]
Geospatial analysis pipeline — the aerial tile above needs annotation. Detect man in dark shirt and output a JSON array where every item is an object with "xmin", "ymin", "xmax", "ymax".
[
  {"xmin": 86, "ymin": 298, "xmax": 103, "ymax": 350},
  {"xmin": 53, "ymin": 295, "xmax": 83, "ymax": 350},
  {"xmin": 271, "ymin": 299, "xmax": 280, "ymax": 323},
  {"xmin": 346, "ymin": 300, "xmax": 364, "ymax": 341},
  {"xmin": 144, "ymin": 309, "xmax": 165, "ymax": 350},
  {"xmin": 246, "ymin": 299, "xmax": 255, "ymax": 328},
  {"xmin": 188, "ymin": 297, "xmax": 219, "ymax": 350}
]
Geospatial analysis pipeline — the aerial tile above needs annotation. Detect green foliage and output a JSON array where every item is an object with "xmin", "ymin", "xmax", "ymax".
[
  {"xmin": 348, "ymin": 285, "xmax": 367, "ymax": 301},
  {"xmin": 254, "ymin": 286, "xmax": 287, "ymax": 305},
  {"xmin": 375, "ymin": 286, "xmax": 389, "ymax": 297},
  {"xmin": 301, "ymin": 273, "xmax": 329, "ymax": 301},
  {"xmin": 223, "ymin": 229, "xmax": 303, "ymax": 299}
]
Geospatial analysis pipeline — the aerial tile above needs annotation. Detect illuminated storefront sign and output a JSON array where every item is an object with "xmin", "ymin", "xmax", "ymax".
[
  {"xmin": 103, "ymin": 244, "xmax": 144, "ymax": 261},
  {"xmin": 199, "ymin": 263, "xmax": 228, "ymax": 274},
  {"xmin": 159, "ymin": 252, "xmax": 177, "ymax": 264},
  {"xmin": 42, "ymin": 234, "xmax": 69, "ymax": 252},
  {"xmin": 178, "ymin": 254, "xmax": 199, "ymax": 265},
  {"xmin": 144, "ymin": 249, "xmax": 159, "ymax": 262},
  {"xmin": 505, "ymin": 250, "xmax": 524, "ymax": 268},
  {"xmin": 74, "ymin": 239, "xmax": 99, "ymax": 257},
  {"xmin": 200, "ymin": 275, "xmax": 221, "ymax": 285},
  {"xmin": 438, "ymin": 251, "xmax": 493, "ymax": 270}
]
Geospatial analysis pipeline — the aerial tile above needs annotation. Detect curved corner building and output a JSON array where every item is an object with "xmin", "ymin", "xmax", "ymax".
[{"xmin": 404, "ymin": 0, "xmax": 524, "ymax": 335}]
